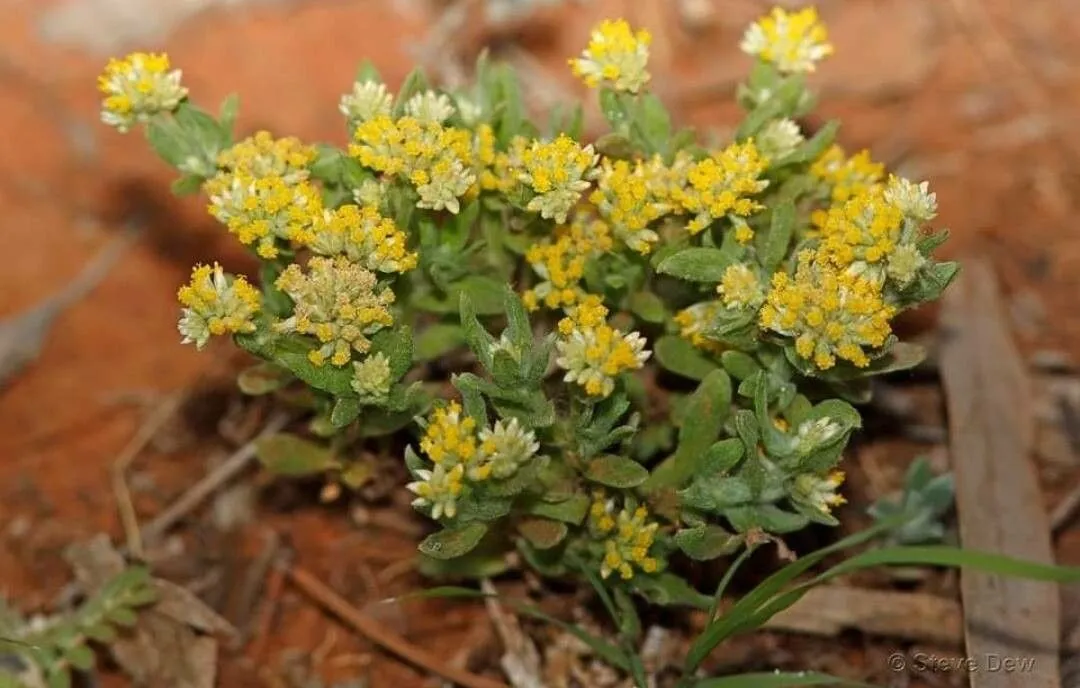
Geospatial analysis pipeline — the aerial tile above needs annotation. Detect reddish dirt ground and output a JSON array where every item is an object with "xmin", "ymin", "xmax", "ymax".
[{"xmin": 2, "ymin": 0, "xmax": 1080, "ymax": 686}]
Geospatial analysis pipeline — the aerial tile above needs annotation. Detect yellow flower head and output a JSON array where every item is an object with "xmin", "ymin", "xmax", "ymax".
[
  {"xmin": 717, "ymin": 263, "xmax": 765, "ymax": 310},
  {"xmin": 600, "ymin": 505, "xmax": 660, "ymax": 580},
  {"xmin": 339, "ymin": 80, "xmax": 393, "ymax": 125},
  {"xmin": 98, "ymin": 52, "xmax": 187, "ymax": 132},
  {"xmin": 810, "ymin": 145, "xmax": 884, "ymax": 205},
  {"xmin": 407, "ymin": 463, "xmax": 465, "ymax": 520},
  {"xmin": 419, "ymin": 401, "xmax": 479, "ymax": 468},
  {"xmin": 523, "ymin": 236, "xmax": 589, "ymax": 312},
  {"xmin": 555, "ymin": 210, "xmax": 615, "ymax": 256},
  {"xmin": 589, "ymin": 158, "xmax": 671, "ymax": 254},
  {"xmin": 570, "ymin": 19, "xmax": 652, "ymax": 93},
  {"xmin": 794, "ymin": 470, "xmax": 847, "ymax": 514},
  {"xmin": 216, "ymin": 131, "xmax": 316, "ymax": 184},
  {"xmin": 204, "ymin": 171, "xmax": 322, "ymax": 259},
  {"xmin": 177, "ymin": 263, "xmax": 260, "ymax": 349},
  {"xmin": 301, "ymin": 203, "xmax": 418, "ymax": 274},
  {"xmin": 740, "ymin": 7, "xmax": 834, "ymax": 74},
  {"xmin": 817, "ymin": 185, "xmax": 912, "ymax": 277},
  {"xmin": 555, "ymin": 305, "xmax": 651, "ymax": 398},
  {"xmin": 273, "ymin": 256, "xmax": 395, "ymax": 367},
  {"xmin": 759, "ymin": 250, "xmax": 895, "ymax": 370},
  {"xmin": 674, "ymin": 302, "xmax": 725, "ymax": 354},
  {"xmin": 672, "ymin": 141, "xmax": 769, "ymax": 235},
  {"xmin": 351, "ymin": 115, "xmax": 475, "ymax": 214},
  {"xmin": 518, "ymin": 134, "xmax": 599, "ymax": 224}
]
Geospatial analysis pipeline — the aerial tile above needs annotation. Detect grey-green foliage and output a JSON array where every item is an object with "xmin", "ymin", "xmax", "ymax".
[
  {"xmin": 0, "ymin": 566, "xmax": 157, "ymax": 688},
  {"xmin": 867, "ymin": 456, "xmax": 954, "ymax": 546}
]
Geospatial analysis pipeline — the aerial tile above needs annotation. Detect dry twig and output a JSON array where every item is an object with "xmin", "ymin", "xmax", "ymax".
[
  {"xmin": 285, "ymin": 565, "xmax": 508, "ymax": 688},
  {"xmin": 141, "ymin": 411, "xmax": 291, "ymax": 543}
]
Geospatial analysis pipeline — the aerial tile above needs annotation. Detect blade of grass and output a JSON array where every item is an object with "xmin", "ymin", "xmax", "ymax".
[
  {"xmin": 684, "ymin": 518, "xmax": 898, "ymax": 673},
  {"xmin": 738, "ymin": 545, "xmax": 1080, "ymax": 635},
  {"xmin": 706, "ymin": 542, "xmax": 762, "ymax": 623},
  {"xmin": 691, "ymin": 672, "xmax": 876, "ymax": 688}
]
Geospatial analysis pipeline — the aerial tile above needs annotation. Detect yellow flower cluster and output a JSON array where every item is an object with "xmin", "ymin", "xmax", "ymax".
[
  {"xmin": 273, "ymin": 256, "xmax": 395, "ymax": 366},
  {"xmin": 517, "ymin": 134, "xmax": 599, "ymax": 224},
  {"xmin": 203, "ymin": 131, "xmax": 322, "ymax": 259},
  {"xmin": 740, "ymin": 7, "xmax": 834, "ymax": 74},
  {"xmin": 555, "ymin": 298, "xmax": 650, "ymax": 398},
  {"xmin": 177, "ymin": 263, "xmax": 260, "ymax": 349},
  {"xmin": 793, "ymin": 470, "xmax": 847, "ymax": 514},
  {"xmin": 339, "ymin": 80, "xmax": 393, "ymax": 126},
  {"xmin": 672, "ymin": 141, "xmax": 769, "ymax": 237},
  {"xmin": 410, "ymin": 402, "xmax": 540, "ymax": 518},
  {"xmin": 98, "ymin": 52, "xmax": 187, "ymax": 132},
  {"xmin": 216, "ymin": 130, "xmax": 316, "ymax": 183},
  {"xmin": 300, "ymin": 203, "xmax": 418, "ymax": 274},
  {"xmin": 673, "ymin": 302, "xmax": 724, "ymax": 354},
  {"xmin": 351, "ymin": 115, "xmax": 475, "ymax": 214},
  {"xmin": 594, "ymin": 503, "xmax": 661, "ymax": 580},
  {"xmin": 760, "ymin": 250, "xmax": 895, "ymax": 369},
  {"xmin": 589, "ymin": 158, "xmax": 671, "ymax": 254},
  {"xmin": 810, "ymin": 145, "xmax": 884, "ymax": 205},
  {"xmin": 205, "ymin": 173, "xmax": 322, "ymax": 259},
  {"xmin": 717, "ymin": 264, "xmax": 765, "ymax": 310},
  {"xmin": 816, "ymin": 184, "xmax": 904, "ymax": 268},
  {"xmin": 569, "ymin": 19, "xmax": 652, "ymax": 93},
  {"xmin": 522, "ymin": 212, "xmax": 612, "ymax": 312}
]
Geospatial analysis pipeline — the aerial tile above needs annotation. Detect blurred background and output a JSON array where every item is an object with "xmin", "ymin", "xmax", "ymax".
[{"xmin": 2, "ymin": 0, "xmax": 1079, "ymax": 686}]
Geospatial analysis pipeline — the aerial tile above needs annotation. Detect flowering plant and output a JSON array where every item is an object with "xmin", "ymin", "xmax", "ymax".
[{"xmin": 100, "ymin": 1, "xmax": 969, "ymax": 653}]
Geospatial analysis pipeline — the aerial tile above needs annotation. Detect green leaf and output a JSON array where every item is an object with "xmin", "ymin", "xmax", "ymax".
[
  {"xmin": 693, "ymin": 672, "xmax": 874, "ymax": 688},
  {"xmin": 330, "ymin": 396, "xmax": 362, "ymax": 428},
  {"xmin": 145, "ymin": 115, "xmax": 188, "ymax": 167},
  {"xmin": 680, "ymin": 477, "xmax": 753, "ymax": 512},
  {"xmin": 656, "ymin": 248, "xmax": 733, "ymax": 282},
  {"xmin": 720, "ymin": 351, "xmax": 762, "ymax": 380},
  {"xmin": 218, "ymin": 93, "xmax": 240, "ymax": 134},
  {"xmin": 632, "ymin": 572, "xmax": 711, "ymax": 609},
  {"xmin": 64, "ymin": 644, "xmax": 95, "ymax": 672},
  {"xmin": 271, "ymin": 336, "xmax": 355, "ymax": 396},
  {"xmin": 761, "ymin": 201, "xmax": 795, "ymax": 272},
  {"xmin": 646, "ymin": 369, "xmax": 732, "ymax": 490},
  {"xmin": 170, "ymin": 173, "xmax": 204, "ymax": 196},
  {"xmin": 778, "ymin": 119, "xmax": 840, "ymax": 167},
  {"xmin": 594, "ymin": 132, "xmax": 636, "ymax": 159},
  {"xmin": 675, "ymin": 526, "xmax": 745, "ymax": 561},
  {"xmin": 585, "ymin": 455, "xmax": 650, "ymax": 488},
  {"xmin": 458, "ymin": 275, "xmax": 509, "ymax": 316},
  {"xmin": 419, "ymin": 523, "xmax": 488, "ymax": 560},
  {"xmin": 415, "ymin": 323, "xmax": 466, "ymax": 361},
  {"xmin": 517, "ymin": 518, "xmax": 569, "ymax": 550},
  {"xmin": 598, "ymin": 88, "xmax": 629, "ymax": 129},
  {"xmin": 525, "ymin": 494, "xmax": 590, "ymax": 525},
  {"xmin": 628, "ymin": 290, "xmax": 667, "ymax": 324},
  {"xmin": 654, "ymin": 335, "xmax": 716, "ymax": 381},
  {"xmin": 393, "ymin": 68, "xmax": 430, "ymax": 117},
  {"xmin": 851, "ymin": 342, "xmax": 926, "ymax": 377},
  {"xmin": 236, "ymin": 362, "xmax": 292, "ymax": 395},
  {"xmin": 633, "ymin": 93, "xmax": 673, "ymax": 156},
  {"xmin": 701, "ymin": 438, "xmax": 746, "ymax": 474},
  {"xmin": 254, "ymin": 433, "xmax": 337, "ymax": 476},
  {"xmin": 370, "ymin": 327, "xmax": 413, "ymax": 380},
  {"xmin": 355, "ymin": 60, "xmax": 383, "ymax": 84},
  {"xmin": 683, "ymin": 518, "xmax": 899, "ymax": 672},
  {"xmin": 503, "ymin": 286, "xmax": 532, "ymax": 349}
]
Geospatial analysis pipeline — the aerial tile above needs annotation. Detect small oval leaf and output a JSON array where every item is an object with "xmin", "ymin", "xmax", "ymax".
[
  {"xmin": 585, "ymin": 455, "xmax": 650, "ymax": 488},
  {"xmin": 255, "ymin": 433, "xmax": 337, "ymax": 476},
  {"xmin": 656, "ymin": 248, "xmax": 733, "ymax": 282},
  {"xmin": 655, "ymin": 335, "xmax": 716, "ymax": 381},
  {"xmin": 675, "ymin": 526, "xmax": 745, "ymax": 561},
  {"xmin": 518, "ymin": 518, "xmax": 569, "ymax": 550},
  {"xmin": 419, "ymin": 522, "xmax": 489, "ymax": 560},
  {"xmin": 237, "ymin": 362, "xmax": 292, "ymax": 395}
]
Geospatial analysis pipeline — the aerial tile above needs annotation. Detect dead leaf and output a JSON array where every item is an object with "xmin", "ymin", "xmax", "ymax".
[
  {"xmin": 65, "ymin": 534, "xmax": 236, "ymax": 688},
  {"xmin": 940, "ymin": 257, "xmax": 1061, "ymax": 687}
]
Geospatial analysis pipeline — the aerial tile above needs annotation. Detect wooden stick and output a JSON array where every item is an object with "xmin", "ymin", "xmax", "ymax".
[{"xmin": 285, "ymin": 565, "xmax": 508, "ymax": 688}]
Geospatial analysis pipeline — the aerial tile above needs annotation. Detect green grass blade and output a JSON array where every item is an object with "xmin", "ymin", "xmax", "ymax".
[
  {"xmin": 684, "ymin": 519, "xmax": 897, "ymax": 673},
  {"xmin": 692, "ymin": 672, "xmax": 876, "ymax": 688},
  {"xmin": 740, "ymin": 545, "xmax": 1080, "ymax": 633}
]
